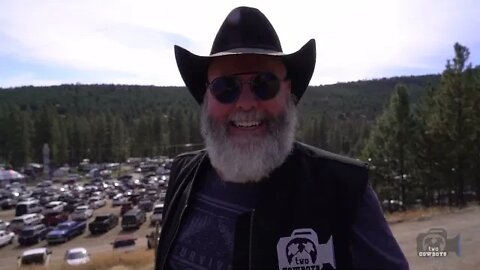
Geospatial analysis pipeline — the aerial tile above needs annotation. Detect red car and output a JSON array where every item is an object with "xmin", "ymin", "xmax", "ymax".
[{"xmin": 44, "ymin": 211, "xmax": 69, "ymax": 227}]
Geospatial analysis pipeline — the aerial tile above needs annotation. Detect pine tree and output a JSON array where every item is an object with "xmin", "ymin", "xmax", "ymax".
[
  {"xmin": 410, "ymin": 83, "xmax": 443, "ymax": 206},
  {"xmin": 49, "ymin": 115, "xmax": 61, "ymax": 166},
  {"xmin": 428, "ymin": 43, "xmax": 476, "ymax": 206},
  {"xmin": 361, "ymin": 84, "xmax": 415, "ymax": 209}
]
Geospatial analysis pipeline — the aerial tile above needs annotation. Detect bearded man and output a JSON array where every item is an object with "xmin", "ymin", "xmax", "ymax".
[{"xmin": 155, "ymin": 6, "xmax": 409, "ymax": 270}]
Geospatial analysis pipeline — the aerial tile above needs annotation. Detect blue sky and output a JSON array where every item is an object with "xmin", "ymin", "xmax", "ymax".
[{"xmin": 0, "ymin": 0, "xmax": 479, "ymax": 88}]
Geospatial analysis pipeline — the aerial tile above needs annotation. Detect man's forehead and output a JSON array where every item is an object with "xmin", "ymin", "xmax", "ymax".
[{"xmin": 208, "ymin": 54, "xmax": 286, "ymax": 76}]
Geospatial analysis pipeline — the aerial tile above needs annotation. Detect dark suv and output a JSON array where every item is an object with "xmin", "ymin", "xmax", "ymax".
[
  {"xmin": 89, "ymin": 214, "xmax": 119, "ymax": 234},
  {"xmin": 121, "ymin": 209, "xmax": 146, "ymax": 230},
  {"xmin": 18, "ymin": 224, "xmax": 48, "ymax": 245}
]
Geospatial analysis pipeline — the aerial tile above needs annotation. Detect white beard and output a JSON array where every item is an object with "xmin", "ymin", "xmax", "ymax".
[{"xmin": 200, "ymin": 96, "xmax": 297, "ymax": 183}]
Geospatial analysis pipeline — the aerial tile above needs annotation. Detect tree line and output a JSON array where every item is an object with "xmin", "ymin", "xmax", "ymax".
[
  {"xmin": 1, "ymin": 73, "xmax": 435, "ymax": 169},
  {"xmin": 361, "ymin": 43, "xmax": 480, "ymax": 208},
  {"xmin": 2, "ymin": 43, "xmax": 478, "ymax": 209}
]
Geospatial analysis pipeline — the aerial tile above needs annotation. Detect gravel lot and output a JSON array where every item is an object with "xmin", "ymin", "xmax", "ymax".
[
  {"xmin": 2, "ymin": 203, "xmax": 478, "ymax": 270},
  {"xmin": 391, "ymin": 205, "xmax": 480, "ymax": 270},
  {"xmin": 0, "ymin": 203, "xmax": 155, "ymax": 270}
]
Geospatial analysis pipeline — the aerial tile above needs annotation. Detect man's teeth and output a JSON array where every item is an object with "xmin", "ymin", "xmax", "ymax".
[{"xmin": 233, "ymin": 121, "xmax": 261, "ymax": 127}]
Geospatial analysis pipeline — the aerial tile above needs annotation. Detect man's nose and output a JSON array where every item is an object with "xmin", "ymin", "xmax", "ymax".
[{"xmin": 235, "ymin": 83, "xmax": 258, "ymax": 110}]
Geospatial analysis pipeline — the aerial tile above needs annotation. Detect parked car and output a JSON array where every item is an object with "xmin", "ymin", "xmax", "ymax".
[
  {"xmin": 112, "ymin": 194, "xmax": 128, "ymax": 207},
  {"xmin": 18, "ymin": 224, "xmax": 49, "ymax": 246},
  {"xmin": 64, "ymin": 247, "xmax": 90, "ymax": 266},
  {"xmin": 88, "ymin": 196, "xmax": 106, "ymax": 209},
  {"xmin": 43, "ymin": 201, "xmax": 66, "ymax": 215},
  {"xmin": 138, "ymin": 199, "xmax": 154, "ymax": 212},
  {"xmin": 44, "ymin": 211, "xmax": 69, "ymax": 227},
  {"xmin": 121, "ymin": 209, "xmax": 146, "ymax": 230},
  {"xmin": 18, "ymin": 247, "xmax": 52, "ymax": 267},
  {"xmin": 0, "ymin": 219, "xmax": 10, "ymax": 231},
  {"xmin": 111, "ymin": 235, "xmax": 137, "ymax": 252},
  {"xmin": 382, "ymin": 199, "xmax": 404, "ymax": 212},
  {"xmin": 71, "ymin": 205, "xmax": 94, "ymax": 221},
  {"xmin": 64, "ymin": 200, "xmax": 83, "ymax": 213},
  {"xmin": 88, "ymin": 214, "xmax": 119, "ymax": 234},
  {"xmin": 0, "ymin": 230, "xmax": 15, "ymax": 247},
  {"xmin": 150, "ymin": 203, "xmax": 164, "ymax": 225},
  {"xmin": 46, "ymin": 221, "xmax": 86, "ymax": 244},
  {"xmin": 15, "ymin": 200, "xmax": 42, "ymax": 217},
  {"xmin": 10, "ymin": 213, "xmax": 44, "ymax": 234},
  {"xmin": 120, "ymin": 202, "xmax": 133, "ymax": 216},
  {"xmin": 37, "ymin": 180, "xmax": 53, "ymax": 188},
  {"xmin": 0, "ymin": 196, "xmax": 17, "ymax": 210}
]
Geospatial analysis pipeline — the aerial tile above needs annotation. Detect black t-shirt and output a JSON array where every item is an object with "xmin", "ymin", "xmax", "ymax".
[{"xmin": 168, "ymin": 168, "xmax": 261, "ymax": 270}]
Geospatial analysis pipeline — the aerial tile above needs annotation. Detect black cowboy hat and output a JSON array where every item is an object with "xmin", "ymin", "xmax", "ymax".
[{"xmin": 174, "ymin": 6, "xmax": 316, "ymax": 104}]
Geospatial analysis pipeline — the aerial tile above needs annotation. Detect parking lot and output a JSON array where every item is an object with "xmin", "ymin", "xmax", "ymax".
[{"xmin": 0, "ymin": 203, "xmax": 156, "ymax": 270}]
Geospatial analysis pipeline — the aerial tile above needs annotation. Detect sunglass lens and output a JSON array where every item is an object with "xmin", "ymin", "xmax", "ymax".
[
  {"xmin": 210, "ymin": 77, "xmax": 240, "ymax": 104},
  {"xmin": 252, "ymin": 73, "xmax": 280, "ymax": 100}
]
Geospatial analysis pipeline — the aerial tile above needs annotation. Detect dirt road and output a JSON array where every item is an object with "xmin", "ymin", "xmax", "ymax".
[{"xmin": 391, "ymin": 205, "xmax": 480, "ymax": 270}]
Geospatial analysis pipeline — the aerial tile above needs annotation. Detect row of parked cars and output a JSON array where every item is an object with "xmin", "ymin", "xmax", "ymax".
[
  {"xmin": 17, "ymin": 246, "xmax": 89, "ymax": 267},
  {"xmin": 17, "ymin": 234, "xmax": 143, "ymax": 267},
  {"xmin": 1, "ymin": 204, "xmax": 164, "ymax": 249}
]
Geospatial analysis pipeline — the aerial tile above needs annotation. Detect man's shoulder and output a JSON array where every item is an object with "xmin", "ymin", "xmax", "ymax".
[
  {"xmin": 172, "ymin": 149, "xmax": 207, "ymax": 168},
  {"xmin": 175, "ymin": 149, "xmax": 206, "ymax": 159},
  {"xmin": 293, "ymin": 141, "xmax": 368, "ymax": 169}
]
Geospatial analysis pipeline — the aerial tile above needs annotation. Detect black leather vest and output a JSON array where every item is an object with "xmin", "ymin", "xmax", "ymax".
[{"xmin": 156, "ymin": 142, "xmax": 369, "ymax": 270}]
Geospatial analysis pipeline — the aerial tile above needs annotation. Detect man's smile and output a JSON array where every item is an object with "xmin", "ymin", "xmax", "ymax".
[
  {"xmin": 230, "ymin": 120, "xmax": 262, "ymax": 128},
  {"xmin": 228, "ymin": 120, "xmax": 267, "ymax": 136}
]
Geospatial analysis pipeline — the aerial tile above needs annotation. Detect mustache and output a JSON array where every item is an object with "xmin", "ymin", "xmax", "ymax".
[{"xmin": 227, "ymin": 110, "xmax": 267, "ymax": 122}]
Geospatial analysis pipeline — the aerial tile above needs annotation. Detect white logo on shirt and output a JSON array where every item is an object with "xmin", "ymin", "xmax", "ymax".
[{"xmin": 276, "ymin": 228, "xmax": 336, "ymax": 270}]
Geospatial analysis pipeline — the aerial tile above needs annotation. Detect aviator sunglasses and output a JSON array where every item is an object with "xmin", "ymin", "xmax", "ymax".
[{"xmin": 207, "ymin": 72, "xmax": 286, "ymax": 104}]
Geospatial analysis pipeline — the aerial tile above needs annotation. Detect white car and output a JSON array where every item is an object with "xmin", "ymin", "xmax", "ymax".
[
  {"xmin": 70, "ymin": 205, "xmax": 94, "ymax": 221},
  {"xmin": 0, "ymin": 219, "xmax": 10, "ymax": 231},
  {"xmin": 9, "ymin": 213, "xmax": 44, "ymax": 233},
  {"xmin": 88, "ymin": 196, "xmax": 106, "ymax": 209},
  {"xmin": 43, "ymin": 201, "xmax": 66, "ymax": 215},
  {"xmin": 150, "ymin": 203, "xmax": 164, "ymax": 225},
  {"xmin": 112, "ymin": 194, "xmax": 128, "ymax": 207},
  {"xmin": 65, "ymin": 247, "xmax": 90, "ymax": 266},
  {"xmin": 0, "ymin": 230, "xmax": 15, "ymax": 247},
  {"xmin": 18, "ymin": 247, "xmax": 52, "ymax": 267}
]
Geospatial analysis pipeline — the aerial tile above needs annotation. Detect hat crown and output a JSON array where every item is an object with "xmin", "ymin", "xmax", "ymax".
[{"xmin": 210, "ymin": 7, "xmax": 283, "ymax": 55}]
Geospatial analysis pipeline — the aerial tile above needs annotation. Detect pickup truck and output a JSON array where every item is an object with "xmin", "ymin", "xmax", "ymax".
[
  {"xmin": 0, "ymin": 230, "xmax": 15, "ymax": 247},
  {"xmin": 88, "ymin": 214, "xmax": 118, "ymax": 234},
  {"xmin": 46, "ymin": 221, "xmax": 86, "ymax": 244}
]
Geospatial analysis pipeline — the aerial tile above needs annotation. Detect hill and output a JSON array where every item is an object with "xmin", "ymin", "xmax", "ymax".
[{"xmin": 0, "ymin": 74, "xmax": 439, "ymax": 167}]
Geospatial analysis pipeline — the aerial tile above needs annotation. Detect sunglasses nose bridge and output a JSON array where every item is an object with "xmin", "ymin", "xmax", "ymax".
[{"xmin": 235, "ymin": 79, "xmax": 259, "ymax": 109}]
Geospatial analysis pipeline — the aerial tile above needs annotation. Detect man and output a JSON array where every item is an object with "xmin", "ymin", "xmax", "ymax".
[{"xmin": 156, "ymin": 6, "xmax": 409, "ymax": 270}]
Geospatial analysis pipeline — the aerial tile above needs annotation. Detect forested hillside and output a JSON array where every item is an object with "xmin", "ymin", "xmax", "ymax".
[{"xmin": 0, "ymin": 74, "xmax": 438, "ymax": 168}]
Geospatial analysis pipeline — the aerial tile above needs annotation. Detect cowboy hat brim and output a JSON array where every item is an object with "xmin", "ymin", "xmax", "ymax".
[{"xmin": 174, "ymin": 39, "xmax": 316, "ymax": 104}]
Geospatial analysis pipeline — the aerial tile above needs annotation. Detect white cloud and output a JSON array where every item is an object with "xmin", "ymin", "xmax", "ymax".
[{"xmin": 0, "ymin": 0, "xmax": 479, "ymax": 87}]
